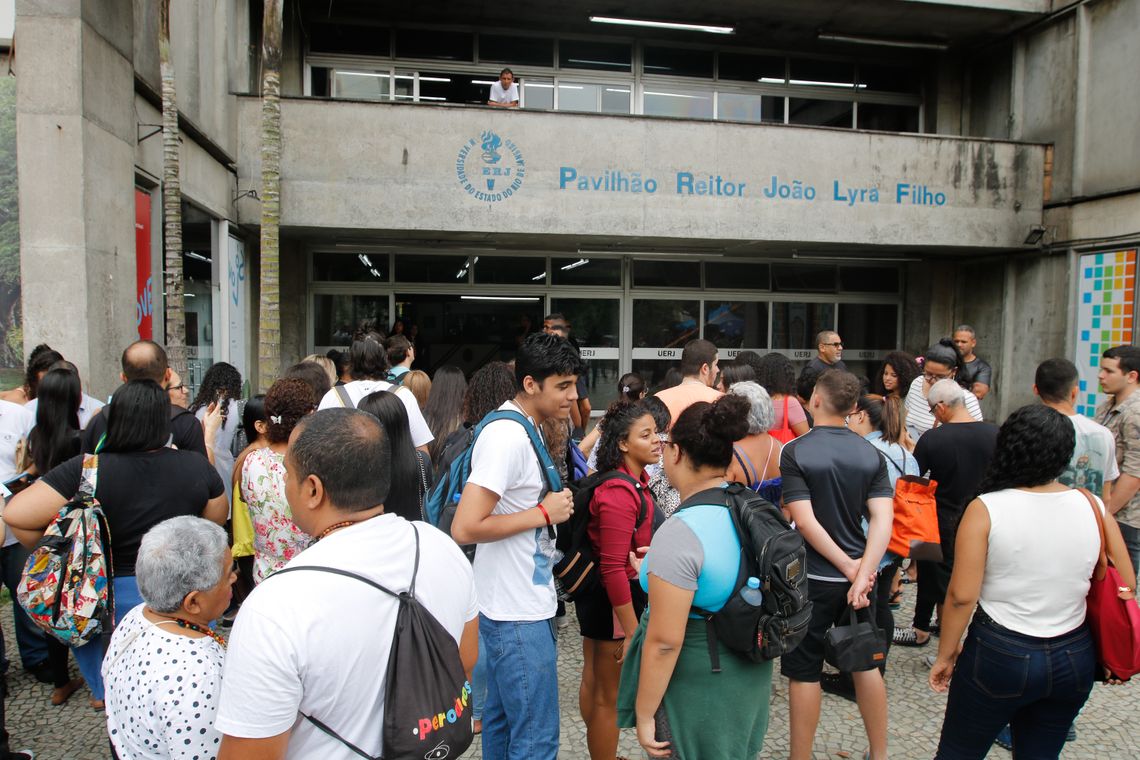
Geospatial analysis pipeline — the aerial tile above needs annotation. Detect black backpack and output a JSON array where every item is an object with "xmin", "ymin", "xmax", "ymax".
[
  {"xmin": 272, "ymin": 524, "xmax": 473, "ymax": 760},
  {"xmin": 678, "ymin": 483, "xmax": 812, "ymax": 672},
  {"xmin": 553, "ymin": 471, "xmax": 648, "ymax": 601}
]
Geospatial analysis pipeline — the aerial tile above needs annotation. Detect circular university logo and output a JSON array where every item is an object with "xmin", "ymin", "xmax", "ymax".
[{"xmin": 456, "ymin": 131, "xmax": 525, "ymax": 202}]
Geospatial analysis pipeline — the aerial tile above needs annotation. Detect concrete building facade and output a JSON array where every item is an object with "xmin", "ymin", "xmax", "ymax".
[{"xmin": 15, "ymin": 0, "xmax": 1140, "ymax": 420}]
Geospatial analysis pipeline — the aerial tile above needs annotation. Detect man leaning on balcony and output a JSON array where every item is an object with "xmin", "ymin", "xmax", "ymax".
[{"xmin": 487, "ymin": 68, "xmax": 520, "ymax": 108}]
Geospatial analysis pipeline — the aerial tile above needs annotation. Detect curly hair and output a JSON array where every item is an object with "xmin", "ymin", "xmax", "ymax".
[
  {"xmin": 189, "ymin": 362, "xmax": 243, "ymax": 429},
  {"xmin": 264, "ymin": 377, "xmax": 317, "ymax": 444},
  {"xmin": 672, "ymin": 394, "xmax": 751, "ymax": 470},
  {"xmin": 978, "ymin": 404, "xmax": 1073, "ymax": 494},
  {"xmin": 873, "ymin": 351, "xmax": 921, "ymax": 397},
  {"xmin": 595, "ymin": 400, "xmax": 652, "ymax": 473},
  {"xmin": 462, "ymin": 361, "xmax": 517, "ymax": 424},
  {"xmin": 753, "ymin": 353, "xmax": 797, "ymax": 397}
]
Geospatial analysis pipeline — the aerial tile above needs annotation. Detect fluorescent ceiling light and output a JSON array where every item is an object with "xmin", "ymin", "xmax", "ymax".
[
  {"xmin": 472, "ymin": 80, "xmax": 498, "ymax": 85},
  {"xmin": 760, "ymin": 77, "xmax": 866, "ymax": 88},
  {"xmin": 185, "ymin": 251, "xmax": 211, "ymax": 262},
  {"xmin": 357, "ymin": 254, "xmax": 373, "ymax": 267},
  {"xmin": 605, "ymin": 88, "xmax": 631, "ymax": 93},
  {"xmin": 418, "ymin": 76, "xmax": 451, "ymax": 83},
  {"xmin": 558, "ymin": 85, "xmax": 585, "ymax": 90},
  {"xmin": 645, "ymin": 91, "xmax": 707, "ymax": 99},
  {"xmin": 461, "ymin": 296, "xmax": 542, "ymax": 302},
  {"xmin": 525, "ymin": 83, "xmax": 555, "ymax": 88},
  {"xmin": 818, "ymin": 32, "xmax": 949, "ymax": 51},
  {"xmin": 566, "ymin": 59, "xmax": 626, "ymax": 68},
  {"xmin": 531, "ymin": 272, "xmax": 546, "ymax": 281},
  {"xmin": 419, "ymin": 96, "xmax": 446, "ymax": 101},
  {"xmin": 589, "ymin": 15, "xmax": 734, "ymax": 35},
  {"xmin": 560, "ymin": 258, "xmax": 590, "ymax": 271},
  {"xmin": 340, "ymin": 71, "xmax": 390, "ymax": 79}
]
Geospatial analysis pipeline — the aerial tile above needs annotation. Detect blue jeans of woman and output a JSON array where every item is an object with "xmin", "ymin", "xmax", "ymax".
[
  {"xmin": 935, "ymin": 608, "xmax": 1095, "ymax": 759},
  {"xmin": 72, "ymin": 576, "xmax": 142, "ymax": 702}
]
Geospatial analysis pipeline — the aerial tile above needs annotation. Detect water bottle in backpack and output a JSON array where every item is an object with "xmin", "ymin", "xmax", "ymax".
[{"xmin": 739, "ymin": 576, "xmax": 763, "ymax": 608}]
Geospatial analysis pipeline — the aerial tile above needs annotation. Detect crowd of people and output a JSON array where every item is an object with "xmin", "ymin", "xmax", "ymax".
[{"xmin": 0, "ymin": 318, "xmax": 1133, "ymax": 760}]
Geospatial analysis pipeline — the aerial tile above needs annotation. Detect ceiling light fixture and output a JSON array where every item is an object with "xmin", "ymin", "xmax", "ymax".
[
  {"xmin": 461, "ymin": 296, "xmax": 542, "ymax": 302},
  {"xmin": 817, "ymin": 32, "xmax": 949, "ymax": 51},
  {"xmin": 589, "ymin": 15, "xmax": 734, "ymax": 35}
]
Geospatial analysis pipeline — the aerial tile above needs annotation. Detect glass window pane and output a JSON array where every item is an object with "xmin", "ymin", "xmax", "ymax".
[
  {"xmin": 522, "ymin": 78, "xmax": 554, "ymax": 109},
  {"xmin": 395, "ymin": 253, "xmax": 470, "ymax": 283},
  {"xmin": 643, "ymin": 87, "xmax": 714, "ymax": 119},
  {"xmin": 838, "ymin": 303, "xmax": 899, "ymax": 350},
  {"xmin": 857, "ymin": 103, "xmax": 920, "ymax": 132},
  {"xmin": 705, "ymin": 262, "xmax": 770, "ymax": 289},
  {"xmin": 839, "ymin": 266, "xmax": 900, "ymax": 293},
  {"xmin": 309, "ymin": 23, "xmax": 390, "ymax": 56},
  {"xmin": 644, "ymin": 46, "xmax": 714, "ymax": 78},
  {"xmin": 394, "ymin": 70, "xmax": 414, "ymax": 101},
  {"xmin": 858, "ymin": 63, "xmax": 922, "ymax": 94},
  {"xmin": 576, "ymin": 360, "xmax": 620, "ymax": 414},
  {"xmin": 395, "ymin": 29, "xmax": 473, "ymax": 61},
  {"xmin": 790, "ymin": 59, "xmax": 856, "ymax": 87},
  {"xmin": 789, "ymin": 98, "xmax": 853, "ymax": 127},
  {"xmin": 703, "ymin": 301, "xmax": 768, "ymax": 349},
  {"xmin": 772, "ymin": 263, "xmax": 838, "ymax": 292},
  {"xmin": 395, "ymin": 293, "xmax": 541, "ymax": 373},
  {"xmin": 558, "ymin": 82, "xmax": 600, "ymax": 112},
  {"xmin": 313, "ymin": 251, "xmax": 390, "ymax": 282},
  {"xmin": 632, "ymin": 259, "xmax": 700, "ymax": 287},
  {"xmin": 333, "ymin": 70, "xmax": 390, "ymax": 100},
  {"xmin": 771, "ymin": 302, "xmax": 835, "ymax": 350},
  {"xmin": 311, "ymin": 67, "xmax": 330, "ymax": 97},
  {"xmin": 632, "ymin": 360, "xmax": 678, "ymax": 394},
  {"xmin": 633, "ymin": 300, "xmax": 699, "ymax": 348},
  {"xmin": 718, "ymin": 52, "xmax": 785, "ymax": 83},
  {"xmin": 551, "ymin": 257, "xmax": 621, "ymax": 286},
  {"xmin": 480, "ymin": 34, "xmax": 554, "ymax": 67},
  {"xmin": 314, "ymin": 294, "xmax": 390, "ymax": 347},
  {"xmin": 717, "ymin": 92, "xmax": 784, "ymax": 123},
  {"xmin": 559, "ymin": 39, "xmax": 632, "ymax": 72},
  {"xmin": 549, "ymin": 299, "xmax": 620, "ymax": 347},
  {"xmin": 472, "ymin": 256, "xmax": 545, "ymax": 285},
  {"xmin": 419, "ymin": 71, "xmax": 485, "ymax": 104},
  {"xmin": 601, "ymin": 85, "xmax": 631, "ymax": 114}
]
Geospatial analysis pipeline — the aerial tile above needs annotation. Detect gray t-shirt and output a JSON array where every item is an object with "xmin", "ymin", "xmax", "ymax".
[
  {"xmin": 780, "ymin": 426, "xmax": 893, "ymax": 581},
  {"xmin": 961, "ymin": 357, "xmax": 993, "ymax": 388}
]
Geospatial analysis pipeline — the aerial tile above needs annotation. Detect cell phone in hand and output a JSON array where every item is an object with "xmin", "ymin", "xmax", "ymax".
[{"xmin": 654, "ymin": 705, "xmax": 675, "ymax": 756}]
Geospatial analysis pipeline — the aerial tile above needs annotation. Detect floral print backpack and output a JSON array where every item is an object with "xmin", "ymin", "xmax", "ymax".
[{"xmin": 17, "ymin": 454, "xmax": 114, "ymax": 645}]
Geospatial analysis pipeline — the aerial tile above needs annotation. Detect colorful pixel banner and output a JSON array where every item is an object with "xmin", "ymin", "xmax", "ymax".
[{"xmin": 1075, "ymin": 249, "xmax": 1137, "ymax": 417}]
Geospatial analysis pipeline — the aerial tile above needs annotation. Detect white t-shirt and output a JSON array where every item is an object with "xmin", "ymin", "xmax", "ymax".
[
  {"xmin": 903, "ymin": 375, "xmax": 983, "ymax": 441},
  {"xmin": 317, "ymin": 380, "xmax": 434, "ymax": 448},
  {"xmin": 103, "ymin": 604, "xmax": 225, "ymax": 760},
  {"xmin": 488, "ymin": 81, "xmax": 519, "ymax": 104},
  {"xmin": 25, "ymin": 392, "xmax": 105, "ymax": 430},
  {"xmin": 1061, "ymin": 413, "xmax": 1120, "ymax": 492},
  {"xmin": 215, "ymin": 515, "xmax": 477, "ymax": 760},
  {"xmin": 0, "ymin": 399, "xmax": 34, "ymax": 547},
  {"xmin": 465, "ymin": 401, "xmax": 558, "ymax": 621},
  {"xmin": 978, "ymin": 488, "xmax": 1102, "ymax": 637}
]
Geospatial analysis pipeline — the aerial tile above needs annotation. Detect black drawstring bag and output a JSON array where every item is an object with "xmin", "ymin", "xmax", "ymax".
[
  {"xmin": 824, "ymin": 604, "xmax": 887, "ymax": 673},
  {"xmin": 272, "ymin": 525, "xmax": 474, "ymax": 760}
]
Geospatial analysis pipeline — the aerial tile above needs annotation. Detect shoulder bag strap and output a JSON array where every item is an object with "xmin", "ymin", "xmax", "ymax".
[
  {"xmin": 80, "ymin": 453, "xmax": 99, "ymax": 498},
  {"xmin": 761, "ymin": 436, "xmax": 779, "ymax": 478},
  {"xmin": 780, "ymin": 395, "xmax": 792, "ymax": 434},
  {"xmin": 334, "ymin": 385, "xmax": 355, "ymax": 409},
  {"xmin": 1077, "ymin": 487, "xmax": 1109, "ymax": 581},
  {"xmin": 597, "ymin": 471, "xmax": 649, "ymax": 526},
  {"xmin": 731, "ymin": 445, "xmax": 759, "ymax": 487}
]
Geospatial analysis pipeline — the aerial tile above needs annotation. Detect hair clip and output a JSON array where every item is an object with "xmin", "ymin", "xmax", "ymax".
[
  {"xmin": 622, "ymin": 386, "xmax": 631, "ymax": 394},
  {"xmin": 270, "ymin": 415, "xmax": 283, "ymax": 424}
]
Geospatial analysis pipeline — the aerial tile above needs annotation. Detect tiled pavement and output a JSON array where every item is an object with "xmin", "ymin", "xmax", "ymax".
[{"xmin": 3, "ymin": 587, "xmax": 1137, "ymax": 759}]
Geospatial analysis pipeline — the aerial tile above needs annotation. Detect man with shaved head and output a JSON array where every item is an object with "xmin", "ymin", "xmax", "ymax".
[
  {"xmin": 81, "ymin": 340, "xmax": 207, "ymax": 456},
  {"xmin": 893, "ymin": 379, "xmax": 997, "ymax": 649},
  {"xmin": 808, "ymin": 330, "xmax": 848, "ymax": 374}
]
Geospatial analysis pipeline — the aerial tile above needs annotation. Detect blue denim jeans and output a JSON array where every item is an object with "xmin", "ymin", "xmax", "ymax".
[
  {"xmin": 1118, "ymin": 522, "xmax": 1140, "ymax": 583},
  {"xmin": 72, "ymin": 576, "xmax": 142, "ymax": 702},
  {"xmin": 478, "ymin": 615, "xmax": 559, "ymax": 760},
  {"xmin": 935, "ymin": 609, "xmax": 1095, "ymax": 759},
  {"xmin": 0, "ymin": 542, "xmax": 49, "ymax": 670}
]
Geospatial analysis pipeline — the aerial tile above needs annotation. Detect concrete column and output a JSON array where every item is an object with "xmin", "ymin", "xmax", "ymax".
[{"xmin": 17, "ymin": 0, "xmax": 138, "ymax": 398}]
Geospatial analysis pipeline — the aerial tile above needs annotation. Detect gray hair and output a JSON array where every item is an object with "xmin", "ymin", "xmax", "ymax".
[
  {"xmin": 135, "ymin": 517, "xmax": 229, "ymax": 614},
  {"xmin": 927, "ymin": 379, "xmax": 964, "ymax": 409},
  {"xmin": 954, "ymin": 324, "xmax": 976, "ymax": 338},
  {"xmin": 729, "ymin": 381, "xmax": 775, "ymax": 435}
]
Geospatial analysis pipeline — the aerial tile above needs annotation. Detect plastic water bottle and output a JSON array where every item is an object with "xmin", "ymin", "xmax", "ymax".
[{"xmin": 739, "ymin": 576, "xmax": 763, "ymax": 607}]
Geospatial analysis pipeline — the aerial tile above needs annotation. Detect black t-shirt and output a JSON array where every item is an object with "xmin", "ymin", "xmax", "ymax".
[
  {"xmin": 780, "ymin": 426, "xmax": 893, "ymax": 581},
  {"xmin": 914, "ymin": 421, "xmax": 999, "ymax": 556},
  {"xmin": 80, "ymin": 404, "xmax": 206, "ymax": 457},
  {"xmin": 41, "ymin": 448, "xmax": 225, "ymax": 575},
  {"xmin": 807, "ymin": 356, "xmax": 848, "ymax": 375},
  {"xmin": 960, "ymin": 357, "xmax": 994, "ymax": 389}
]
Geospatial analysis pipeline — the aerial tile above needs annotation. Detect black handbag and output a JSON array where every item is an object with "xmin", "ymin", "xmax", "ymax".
[{"xmin": 824, "ymin": 604, "xmax": 886, "ymax": 673}]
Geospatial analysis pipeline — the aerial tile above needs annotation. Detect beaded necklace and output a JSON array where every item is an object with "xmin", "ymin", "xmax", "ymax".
[
  {"xmin": 315, "ymin": 520, "xmax": 357, "ymax": 541},
  {"xmin": 153, "ymin": 617, "xmax": 227, "ymax": 648}
]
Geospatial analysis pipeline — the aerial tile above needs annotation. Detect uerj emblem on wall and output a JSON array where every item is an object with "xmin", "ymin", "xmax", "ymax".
[{"xmin": 456, "ymin": 130, "xmax": 526, "ymax": 202}]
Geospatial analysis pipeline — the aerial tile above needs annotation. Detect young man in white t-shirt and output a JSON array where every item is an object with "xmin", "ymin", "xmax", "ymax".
[
  {"xmin": 1034, "ymin": 358, "xmax": 1120, "ymax": 499},
  {"xmin": 487, "ymin": 67, "xmax": 519, "ymax": 108},
  {"xmin": 216, "ymin": 408, "xmax": 478, "ymax": 760},
  {"xmin": 451, "ymin": 333, "xmax": 583, "ymax": 760},
  {"xmin": 316, "ymin": 331, "xmax": 433, "ymax": 451}
]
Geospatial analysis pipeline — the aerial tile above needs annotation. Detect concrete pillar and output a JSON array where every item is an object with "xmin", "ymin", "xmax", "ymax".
[{"xmin": 17, "ymin": 0, "xmax": 138, "ymax": 398}]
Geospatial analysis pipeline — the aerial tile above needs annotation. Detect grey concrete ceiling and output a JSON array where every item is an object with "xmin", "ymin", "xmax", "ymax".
[{"xmin": 301, "ymin": 0, "xmax": 1049, "ymax": 55}]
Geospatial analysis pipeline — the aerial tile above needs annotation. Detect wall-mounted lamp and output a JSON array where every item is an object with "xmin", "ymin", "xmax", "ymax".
[
  {"xmin": 233, "ymin": 188, "xmax": 260, "ymax": 205},
  {"xmin": 1023, "ymin": 225, "xmax": 1047, "ymax": 246}
]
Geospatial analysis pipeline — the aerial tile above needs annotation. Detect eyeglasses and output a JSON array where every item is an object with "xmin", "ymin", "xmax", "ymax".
[
  {"xmin": 928, "ymin": 400, "xmax": 943, "ymax": 413},
  {"xmin": 824, "ymin": 342, "xmax": 843, "ymax": 348},
  {"xmin": 168, "ymin": 383, "xmax": 186, "ymax": 392},
  {"xmin": 923, "ymin": 371, "xmax": 952, "ymax": 382}
]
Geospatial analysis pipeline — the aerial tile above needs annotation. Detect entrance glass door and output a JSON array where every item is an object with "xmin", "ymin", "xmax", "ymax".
[{"xmin": 550, "ymin": 297, "xmax": 621, "ymax": 412}]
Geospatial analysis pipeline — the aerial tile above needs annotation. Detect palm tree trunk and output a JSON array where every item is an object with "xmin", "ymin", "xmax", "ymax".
[
  {"xmin": 159, "ymin": 0, "xmax": 186, "ymax": 377},
  {"xmin": 257, "ymin": 0, "xmax": 284, "ymax": 392}
]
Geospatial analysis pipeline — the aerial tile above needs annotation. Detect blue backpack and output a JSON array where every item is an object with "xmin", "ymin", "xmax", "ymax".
[{"xmin": 426, "ymin": 409, "xmax": 562, "ymax": 559}]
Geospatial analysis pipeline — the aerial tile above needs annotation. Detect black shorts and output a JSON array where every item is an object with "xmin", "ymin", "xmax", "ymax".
[
  {"xmin": 780, "ymin": 578, "xmax": 882, "ymax": 682},
  {"xmin": 574, "ymin": 578, "xmax": 647, "ymax": 641}
]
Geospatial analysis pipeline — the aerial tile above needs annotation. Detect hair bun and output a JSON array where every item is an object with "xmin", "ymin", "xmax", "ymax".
[{"xmin": 705, "ymin": 394, "xmax": 750, "ymax": 443}]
